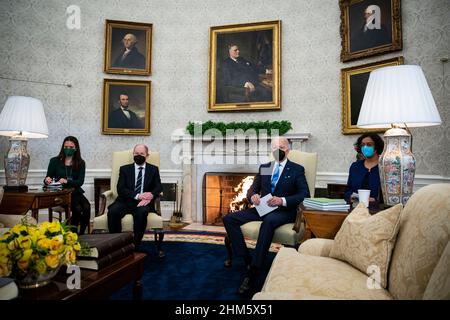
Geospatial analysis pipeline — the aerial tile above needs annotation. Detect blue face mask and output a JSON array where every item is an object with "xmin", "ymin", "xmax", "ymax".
[{"xmin": 361, "ymin": 145, "xmax": 375, "ymax": 158}]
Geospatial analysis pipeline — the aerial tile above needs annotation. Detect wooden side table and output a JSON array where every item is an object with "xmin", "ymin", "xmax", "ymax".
[
  {"xmin": 303, "ymin": 209, "xmax": 349, "ymax": 241},
  {"xmin": 0, "ymin": 188, "xmax": 72, "ymax": 222}
]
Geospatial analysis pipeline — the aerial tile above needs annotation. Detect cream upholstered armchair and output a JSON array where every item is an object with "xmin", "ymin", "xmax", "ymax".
[
  {"xmin": 93, "ymin": 149, "xmax": 164, "ymax": 256},
  {"xmin": 224, "ymin": 150, "xmax": 318, "ymax": 267}
]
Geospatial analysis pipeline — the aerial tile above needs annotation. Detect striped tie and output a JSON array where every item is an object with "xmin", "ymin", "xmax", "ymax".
[{"xmin": 135, "ymin": 167, "xmax": 143, "ymax": 194}]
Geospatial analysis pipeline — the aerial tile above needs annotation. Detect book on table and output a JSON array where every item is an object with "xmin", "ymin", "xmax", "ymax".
[
  {"xmin": 78, "ymin": 232, "xmax": 134, "ymax": 258},
  {"xmin": 303, "ymin": 198, "xmax": 350, "ymax": 212},
  {"xmin": 303, "ymin": 198, "xmax": 347, "ymax": 205},
  {"xmin": 76, "ymin": 243, "xmax": 135, "ymax": 270}
]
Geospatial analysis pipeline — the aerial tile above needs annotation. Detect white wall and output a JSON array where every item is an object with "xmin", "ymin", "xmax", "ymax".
[{"xmin": 0, "ymin": 0, "xmax": 449, "ymax": 207}]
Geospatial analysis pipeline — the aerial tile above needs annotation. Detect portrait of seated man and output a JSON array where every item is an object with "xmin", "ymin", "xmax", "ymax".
[{"xmin": 216, "ymin": 43, "xmax": 272, "ymax": 104}]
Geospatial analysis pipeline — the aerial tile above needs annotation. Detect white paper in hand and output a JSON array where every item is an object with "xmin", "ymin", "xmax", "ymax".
[{"xmin": 255, "ymin": 194, "xmax": 277, "ymax": 217}]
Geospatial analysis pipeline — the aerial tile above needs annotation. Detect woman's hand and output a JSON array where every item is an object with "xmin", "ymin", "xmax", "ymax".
[{"xmin": 58, "ymin": 178, "xmax": 68, "ymax": 184}]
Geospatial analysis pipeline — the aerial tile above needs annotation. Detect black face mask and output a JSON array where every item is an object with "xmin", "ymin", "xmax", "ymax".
[
  {"xmin": 272, "ymin": 149, "xmax": 286, "ymax": 162},
  {"xmin": 134, "ymin": 155, "xmax": 146, "ymax": 165}
]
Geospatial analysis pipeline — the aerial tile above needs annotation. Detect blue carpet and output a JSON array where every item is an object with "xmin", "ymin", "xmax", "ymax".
[{"xmin": 110, "ymin": 241, "xmax": 276, "ymax": 300}]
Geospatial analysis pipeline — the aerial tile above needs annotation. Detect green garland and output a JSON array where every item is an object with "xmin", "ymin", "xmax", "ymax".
[{"xmin": 186, "ymin": 120, "xmax": 292, "ymax": 136}]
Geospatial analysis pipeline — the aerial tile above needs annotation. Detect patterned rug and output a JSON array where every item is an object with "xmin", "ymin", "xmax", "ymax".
[{"xmin": 143, "ymin": 230, "xmax": 282, "ymax": 252}]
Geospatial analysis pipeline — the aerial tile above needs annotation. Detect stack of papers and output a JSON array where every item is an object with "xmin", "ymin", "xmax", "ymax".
[
  {"xmin": 46, "ymin": 182, "xmax": 63, "ymax": 190},
  {"xmin": 303, "ymin": 198, "xmax": 350, "ymax": 212}
]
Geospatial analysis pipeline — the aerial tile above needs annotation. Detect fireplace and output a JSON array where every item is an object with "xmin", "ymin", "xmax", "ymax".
[{"xmin": 203, "ymin": 172, "xmax": 255, "ymax": 225}]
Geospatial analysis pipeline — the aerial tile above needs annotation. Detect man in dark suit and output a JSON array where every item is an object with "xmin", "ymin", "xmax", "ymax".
[
  {"xmin": 107, "ymin": 144, "xmax": 162, "ymax": 249},
  {"xmin": 113, "ymin": 33, "xmax": 145, "ymax": 69},
  {"xmin": 223, "ymin": 137, "xmax": 310, "ymax": 294},
  {"xmin": 218, "ymin": 43, "xmax": 272, "ymax": 103},
  {"xmin": 108, "ymin": 93, "xmax": 144, "ymax": 129}
]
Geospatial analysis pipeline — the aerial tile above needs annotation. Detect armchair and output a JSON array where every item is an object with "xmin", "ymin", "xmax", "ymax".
[
  {"xmin": 224, "ymin": 150, "xmax": 318, "ymax": 267},
  {"xmin": 92, "ymin": 149, "xmax": 164, "ymax": 256}
]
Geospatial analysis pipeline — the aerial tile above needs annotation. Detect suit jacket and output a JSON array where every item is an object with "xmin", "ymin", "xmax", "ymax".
[
  {"xmin": 108, "ymin": 107, "xmax": 143, "ymax": 129},
  {"xmin": 246, "ymin": 160, "xmax": 310, "ymax": 215},
  {"xmin": 116, "ymin": 162, "xmax": 162, "ymax": 212},
  {"xmin": 221, "ymin": 57, "xmax": 260, "ymax": 88},
  {"xmin": 113, "ymin": 46, "xmax": 145, "ymax": 69}
]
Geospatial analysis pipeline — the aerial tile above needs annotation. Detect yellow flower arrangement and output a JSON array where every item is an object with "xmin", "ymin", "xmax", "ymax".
[{"xmin": 0, "ymin": 219, "xmax": 81, "ymax": 283}]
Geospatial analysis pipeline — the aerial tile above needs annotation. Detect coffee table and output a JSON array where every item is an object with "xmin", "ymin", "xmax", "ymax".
[
  {"xmin": 302, "ymin": 210, "xmax": 349, "ymax": 241},
  {"xmin": 19, "ymin": 253, "xmax": 147, "ymax": 300}
]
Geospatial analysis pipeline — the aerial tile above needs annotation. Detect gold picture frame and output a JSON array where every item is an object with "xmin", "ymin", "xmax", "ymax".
[
  {"xmin": 208, "ymin": 20, "xmax": 281, "ymax": 112},
  {"xmin": 340, "ymin": 0, "xmax": 402, "ymax": 62},
  {"xmin": 102, "ymin": 79, "xmax": 151, "ymax": 135},
  {"xmin": 341, "ymin": 56, "xmax": 404, "ymax": 134},
  {"xmin": 104, "ymin": 20, "xmax": 152, "ymax": 75}
]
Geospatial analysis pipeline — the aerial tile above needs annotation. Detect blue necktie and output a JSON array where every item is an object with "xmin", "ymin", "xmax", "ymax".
[
  {"xmin": 271, "ymin": 163, "xmax": 281, "ymax": 193},
  {"xmin": 135, "ymin": 167, "xmax": 143, "ymax": 194}
]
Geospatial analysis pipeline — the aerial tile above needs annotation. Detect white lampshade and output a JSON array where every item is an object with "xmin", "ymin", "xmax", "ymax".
[
  {"xmin": 357, "ymin": 65, "xmax": 442, "ymax": 128},
  {"xmin": 0, "ymin": 96, "xmax": 49, "ymax": 138}
]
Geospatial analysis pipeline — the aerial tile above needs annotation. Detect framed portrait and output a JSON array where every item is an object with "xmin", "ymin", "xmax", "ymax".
[
  {"xmin": 340, "ymin": 0, "xmax": 402, "ymax": 62},
  {"xmin": 208, "ymin": 20, "xmax": 281, "ymax": 112},
  {"xmin": 102, "ymin": 79, "xmax": 151, "ymax": 135},
  {"xmin": 341, "ymin": 56, "xmax": 403, "ymax": 134},
  {"xmin": 104, "ymin": 20, "xmax": 152, "ymax": 75}
]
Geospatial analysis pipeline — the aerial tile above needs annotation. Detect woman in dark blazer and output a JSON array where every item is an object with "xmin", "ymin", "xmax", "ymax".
[
  {"xmin": 344, "ymin": 133, "xmax": 384, "ymax": 205},
  {"xmin": 44, "ymin": 136, "xmax": 91, "ymax": 235}
]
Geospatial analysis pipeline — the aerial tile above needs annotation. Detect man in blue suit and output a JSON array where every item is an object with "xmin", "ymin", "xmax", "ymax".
[{"xmin": 223, "ymin": 137, "xmax": 310, "ymax": 294}]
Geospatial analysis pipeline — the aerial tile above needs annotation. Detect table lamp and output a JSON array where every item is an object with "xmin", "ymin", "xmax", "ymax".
[
  {"xmin": 0, "ymin": 96, "xmax": 49, "ymax": 191},
  {"xmin": 357, "ymin": 65, "xmax": 442, "ymax": 206}
]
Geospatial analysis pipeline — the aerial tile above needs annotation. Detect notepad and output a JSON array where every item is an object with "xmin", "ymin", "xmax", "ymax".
[{"xmin": 254, "ymin": 194, "xmax": 277, "ymax": 217}]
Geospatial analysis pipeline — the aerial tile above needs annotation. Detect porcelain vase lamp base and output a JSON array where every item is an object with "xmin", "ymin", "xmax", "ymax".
[
  {"xmin": 379, "ymin": 127, "xmax": 415, "ymax": 206},
  {"xmin": 3, "ymin": 136, "xmax": 30, "ymax": 192}
]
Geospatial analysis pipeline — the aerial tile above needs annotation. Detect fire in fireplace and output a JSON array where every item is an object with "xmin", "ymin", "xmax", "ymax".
[{"xmin": 203, "ymin": 173, "xmax": 255, "ymax": 225}]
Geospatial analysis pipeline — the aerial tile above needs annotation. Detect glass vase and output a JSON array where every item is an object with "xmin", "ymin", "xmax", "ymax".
[{"xmin": 15, "ymin": 266, "xmax": 61, "ymax": 289}]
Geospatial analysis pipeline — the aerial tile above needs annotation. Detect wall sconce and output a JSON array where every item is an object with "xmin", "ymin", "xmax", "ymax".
[
  {"xmin": 0, "ymin": 96, "xmax": 49, "ymax": 191},
  {"xmin": 357, "ymin": 65, "xmax": 442, "ymax": 206}
]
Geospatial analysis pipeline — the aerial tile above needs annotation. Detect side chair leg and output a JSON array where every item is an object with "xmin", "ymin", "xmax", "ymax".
[
  {"xmin": 224, "ymin": 235, "xmax": 232, "ymax": 268},
  {"xmin": 155, "ymin": 230, "xmax": 165, "ymax": 258}
]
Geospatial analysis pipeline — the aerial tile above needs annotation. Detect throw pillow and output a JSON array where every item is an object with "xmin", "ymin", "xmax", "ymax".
[{"xmin": 329, "ymin": 203, "xmax": 402, "ymax": 288}]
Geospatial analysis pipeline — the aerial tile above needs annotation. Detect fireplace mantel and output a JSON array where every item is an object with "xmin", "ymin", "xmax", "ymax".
[
  {"xmin": 172, "ymin": 131, "xmax": 311, "ymax": 223},
  {"xmin": 171, "ymin": 131, "xmax": 310, "ymax": 144}
]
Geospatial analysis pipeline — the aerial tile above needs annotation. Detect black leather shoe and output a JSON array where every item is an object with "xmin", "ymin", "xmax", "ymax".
[{"xmin": 238, "ymin": 276, "xmax": 251, "ymax": 294}]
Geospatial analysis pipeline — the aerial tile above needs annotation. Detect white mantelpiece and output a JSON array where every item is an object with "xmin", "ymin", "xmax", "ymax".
[{"xmin": 171, "ymin": 132, "xmax": 311, "ymax": 223}]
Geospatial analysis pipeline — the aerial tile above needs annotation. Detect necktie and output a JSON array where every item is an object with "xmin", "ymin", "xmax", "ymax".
[
  {"xmin": 135, "ymin": 167, "xmax": 143, "ymax": 194},
  {"xmin": 271, "ymin": 163, "xmax": 281, "ymax": 193}
]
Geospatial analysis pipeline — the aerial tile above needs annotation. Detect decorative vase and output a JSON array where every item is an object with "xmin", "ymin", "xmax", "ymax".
[
  {"xmin": 15, "ymin": 266, "xmax": 61, "ymax": 289},
  {"xmin": 378, "ymin": 128, "xmax": 415, "ymax": 206}
]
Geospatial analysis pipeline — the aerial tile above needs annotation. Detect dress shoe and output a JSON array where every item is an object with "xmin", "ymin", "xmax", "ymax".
[{"xmin": 238, "ymin": 276, "xmax": 251, "ymax": 294}]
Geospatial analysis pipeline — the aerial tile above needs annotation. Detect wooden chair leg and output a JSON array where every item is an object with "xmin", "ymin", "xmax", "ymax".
[
  {"xmin": 224, "ymin": 235, "xmax": 233, "ymax": 268},
  {"xmin": 154, "ymin": 230, "xmax": 165, "ymax": 258}
]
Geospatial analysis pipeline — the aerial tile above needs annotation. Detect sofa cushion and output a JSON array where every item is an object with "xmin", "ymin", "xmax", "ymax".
[
  {"xmin": 388, "ymin": 184, "xmax": 450, "ymax": 300},
  {"xmin": 329, "ymin": 203, "xmax": 402, "ymax": 288},
  {"xmin": 255, "ymin": 247, "xmax": 392, "ymax": 300},
  {"xmin": 298, "ymin": 238, "xmax": 334, "ymax": 257}
]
